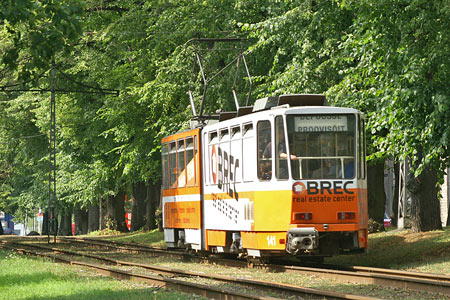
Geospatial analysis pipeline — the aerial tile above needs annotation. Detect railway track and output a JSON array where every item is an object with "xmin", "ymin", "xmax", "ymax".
[
  {"xmin": 56, "ymin": 235, "xmax": 450, "ymax": 296},
  {"xmin": 0, "ymin": 240, "xmax": 381, "ymax": 300},
  {"xmin": 3, "ymin": 236, "xmax": 449, "ymax": 298}
]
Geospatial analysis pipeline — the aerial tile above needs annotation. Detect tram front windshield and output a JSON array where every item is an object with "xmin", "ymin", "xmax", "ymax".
[{"xmin": 286, "ymin": 114, "xmax": 356, "ymax": 180}]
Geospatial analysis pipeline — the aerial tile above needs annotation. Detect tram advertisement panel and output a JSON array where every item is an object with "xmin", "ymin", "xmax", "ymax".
[
  {"xmin": 291, "ymin": 179, "xmax": 360, "ymax": 225},
  {"xmin": 292, "ymin": 180, "xmax": 356, "ymax": 203},
  {"xmin": 204, "ymin": 128, "xmax": 254, "ymax": 232}
]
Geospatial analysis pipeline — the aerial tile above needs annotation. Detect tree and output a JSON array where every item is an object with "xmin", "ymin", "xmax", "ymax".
[
  {"xmin": 106, "ymin": 191, "xmax": 128, "ymax": 232},
  {"xmin": 1, "ymin": 0, "xmax": 83, "ymax": 79},
  {"xmin": 1, "ymin": 0, "xmax": 447, "ymax": 234},
  {"xmin": 407, "ymin": 151, "xmax": 442, "ymax": 231},
  {"xmin": 333, "ymin": 0, "xmax": 449, "ymax": 232},
  {"xmin": 87, "ymin": 204, "xmax": 99, "ymax": 233},
  {"xmin": 131, "ymin": 181, "xmax": 147, "ymax": 231},
  {"xmin": 245, "ymin": 0, "xmax": 449, "ymax": 231},
  {"xmin": 367, "ymin": 160, "xmax": 387, "ymax": 226},
  {"xmin": 0, "ymin": 0, "xmax": 83, "ymax": 233},
  {"xmin": 74, "ymin": 208, "xmax": 88, "ymax": 235}
]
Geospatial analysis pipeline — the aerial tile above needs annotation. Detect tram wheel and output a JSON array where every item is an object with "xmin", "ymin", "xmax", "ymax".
[{"xmin": 247, "ymin": 257, "xmax": 269, "ymax": 267}]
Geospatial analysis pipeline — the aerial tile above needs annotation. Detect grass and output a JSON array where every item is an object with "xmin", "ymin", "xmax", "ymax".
[
  {"xmin": 4, "ymin": 227, "xmax": 444, "ymax": 300},
  {"xmin": 326, "ymin": 227, "xmax": 450, "ymax": 273},
  {"xmin": 88, "ymin": 228, "xmax": 165, "ymax": 247},
  {"xmin": 0, "ymin": 249, "xmax": 204, "ymax": 300}
]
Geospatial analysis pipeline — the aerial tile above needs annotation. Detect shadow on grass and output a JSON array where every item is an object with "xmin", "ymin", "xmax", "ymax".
[
  {"xmin": 0, "ymin": 272, "xmax": 58, "ymax": 287},
  {"xmin": 313, "ymin": 281, "xmax": 444, "ymax": 300},
  {"xmin": 109, "ymin": 230, "xmax": 165, "ymax": 246},
  {"xmin": 1, "ymin": 270, "xmax": 202, "ymax": 300},
  {"xmin": 20, "ymin": 288, "xmax": 165, "ymax": 300},
  {"xmin": 326, "ymin": 230, "xmax": 450, "ymax": 268}
]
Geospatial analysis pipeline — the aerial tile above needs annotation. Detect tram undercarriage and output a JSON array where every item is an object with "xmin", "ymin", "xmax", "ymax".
[{"xmin": 167, "ymin": 227, "xmax": 366, "ymax": 262}]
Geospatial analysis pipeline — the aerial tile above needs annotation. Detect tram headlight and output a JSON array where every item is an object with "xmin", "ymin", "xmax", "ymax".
[{"xmin": 302, "ymin": 237, "xmax": 312, "ymax": 247}]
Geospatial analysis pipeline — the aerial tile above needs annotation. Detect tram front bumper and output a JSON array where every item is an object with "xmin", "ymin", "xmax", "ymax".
[{"xmin": 286, "ymin": 227, "xmax": 319, "ymax": 255}]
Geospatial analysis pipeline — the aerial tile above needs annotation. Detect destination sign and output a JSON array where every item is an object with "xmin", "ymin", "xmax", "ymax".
[{"xmin": 294, "ymin": 115, "xmax": 348, "ymax": 132}]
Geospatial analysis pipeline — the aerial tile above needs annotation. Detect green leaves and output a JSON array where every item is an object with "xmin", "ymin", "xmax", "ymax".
[
  {"xmin": 1, "ymin": 0, "xmax": 83, "ymax": 79},
  {"xmin": 0, "ymin": 0, "xmax": 448, "ymax": 219}
]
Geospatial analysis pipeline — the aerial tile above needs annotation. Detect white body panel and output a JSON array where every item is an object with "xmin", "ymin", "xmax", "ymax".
[{"xmin": 203, "ymin": 196, "xmax": 253, "ymax": 231}]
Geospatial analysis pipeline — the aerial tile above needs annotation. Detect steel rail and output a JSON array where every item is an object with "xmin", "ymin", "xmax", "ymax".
[
  {"xmin": 277, "ymin": 265, "xmax": 450, "ymax": 295},
  {"xmin": 10, "ymin": 236, "xmax": 450, "ymax": 296},
  {"xmin": 60, "ymin": 237, "xmax": 450, "ymax": 280},
  {"xmin": 64, "ymin": 237, "xmax": 450, "ymax": 295},
  {"xmin": 324, "ymin": 264, "xmax": 450, "ymax": 283},
  {"xmin": 4, "ymin": 241, "xmax": 382, "ymax": 300},
  {"xmin": 0, "ymin": 243, "xmax": 279, "ymax": 300}
]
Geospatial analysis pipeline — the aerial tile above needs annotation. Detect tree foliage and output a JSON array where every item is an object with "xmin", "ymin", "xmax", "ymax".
[
  {"xmin": 1, "ymin": 0, "xmax": 83, "ymax": 79},
  {"xmin": 0, "ymin": 0, "xmax": 448, "ymax": 231}
]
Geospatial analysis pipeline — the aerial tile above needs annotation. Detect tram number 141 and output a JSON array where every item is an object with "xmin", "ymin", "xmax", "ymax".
[{"xmin": 267, "ymin": 235, "xmax": 276, "ymax": 247}]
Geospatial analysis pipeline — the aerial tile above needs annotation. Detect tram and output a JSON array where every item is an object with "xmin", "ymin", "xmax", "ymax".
[{"xmin": 161, "ymin": 94, "xmax": 368, "ymax": 260}]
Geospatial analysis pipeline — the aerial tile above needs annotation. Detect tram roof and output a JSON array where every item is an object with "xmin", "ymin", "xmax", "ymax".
[{"xmin": 193, "ymin": 94, "xmax": 361, "ymax": 130}]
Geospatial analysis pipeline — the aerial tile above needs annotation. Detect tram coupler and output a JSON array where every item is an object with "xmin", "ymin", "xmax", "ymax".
[{"xmin": 286, "ymin": 228, "xmax": 319, "ymax": 255}]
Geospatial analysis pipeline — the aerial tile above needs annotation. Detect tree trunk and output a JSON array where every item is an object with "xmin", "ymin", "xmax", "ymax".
[
  {"xmin": 99, "ymin": 195, "xmax": 107, "ymax": 230},
  {"xmin": 447, "ymin": 167, "xmax": 450, "ymax": 226},
  {"xmin": 391, "ymin": 162, "xmax": 400, "ymax": 227},
  {"xmin": 88, "ymin": 204, "xmax": 99, "ymax": 233},
  {"xmin": 145, "ymin": 187, "xmax": 155, "ymax": 231},
  {"xmin": 42, "ymin": 211, "xmax": 49, "ymax": 235},
  {"xmin": 42, "ymin": 211, "xmax": 58, "ymax": 235},
  {"xmin": 407, "ymin": 159, "xmax": 443, "ymax": 232},
  {"xmin": 0, "ymin": 220, "xmax": 3, "ymax": 235},
  {"xmin": 145, "ymin": 179, "xmax": 161, "ymax": 231},
  {"xmin": 74, "ymin": 208, "xmax": 89, "ymax": 235},
  {"xmin": 131, "ymin": 181, "xmax": 147, "ymax": 231},
  {"xmin": 58, "ymin": 212, "xmax": 72, "ymax": 236},
  {"xmin": 367, "ymin": 160, "xmax": 386, "ymax": 225},
  {"xmin": 106, "ymin": 190, "xmax": 128, "ymax": 232}
]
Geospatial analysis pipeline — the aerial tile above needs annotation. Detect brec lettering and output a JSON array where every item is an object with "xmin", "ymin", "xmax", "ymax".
[
  {"xmin": 216, "ymin": 146, "xmax": 239, "ymax": 200},
  {"xmin": 306, "ymin": 181, "xmax": 354, "ymax": 195},
  {"xmin": 293, "ymin": 180, "xmax": 356, "ymax": 203}
]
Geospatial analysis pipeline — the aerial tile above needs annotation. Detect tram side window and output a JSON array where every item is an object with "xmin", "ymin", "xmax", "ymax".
[
  {"xmin": 231, "ymin": 126, "xmax": 242, "ymax": 183},
  {"xmin": 203, "ymin": 132, "xmax": 209, "ymax": 186},
  {"xmin": 209, "ymin": 131, "xmax": 218, "ymax": 185},
  {"xmin": 162, "ymin": 143, "xmax": 169, "ymax": 189},
  {"xmin": 194, "ymin": 135, "xmax": 198, "ymax": 184},
  {"xmin": 177, "ymin": 139, "xmax": 186, "ymax": 188},
  {"xmin": 358, "ymin": 117, "xmax": 366, "ymax": 179},
  {"xmin": 186, "ymin": 137, "xmax": 196, "ymax": 186},
  {"xmin": 219, "ymin": 128, "xmax": 230, "ymax": 187},
  {"xmin": 169, "ymin": 141, "xmax": 177, "ymax": 188},
  {"xmin": 258, "ymin": 120, "xmax": 272, "ymax": 180},
  {"xmin": 275, "ymin": 116, "xmax": 289, "ymax": 180},
  {"xmin": 220, "ymin": 128, "xmax": 229, "ymax": 140},
  {"xmin": 242, "ymin": 123, "xmax": 255, "ymax": 182}
]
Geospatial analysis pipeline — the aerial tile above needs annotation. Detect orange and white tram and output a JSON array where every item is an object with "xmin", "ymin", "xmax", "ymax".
[{"xmin": 161, "ymin": 94, "xmax": 368, "ymax": 260}]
